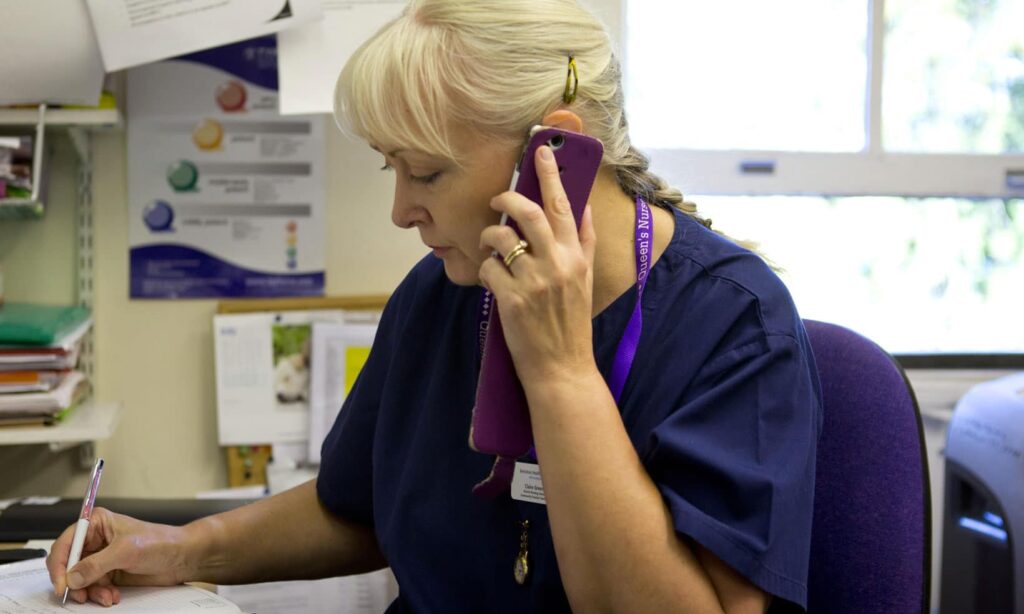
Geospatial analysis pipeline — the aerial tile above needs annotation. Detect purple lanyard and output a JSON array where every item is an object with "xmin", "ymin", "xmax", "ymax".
[{"xmin": 476, "ymin": 196, "xmax": 652, "ymax": 405}]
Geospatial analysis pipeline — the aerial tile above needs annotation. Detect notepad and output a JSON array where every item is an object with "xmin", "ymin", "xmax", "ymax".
[{"xmin": 0, "ymin": 558, "xmax": 243, "ymax": 613}]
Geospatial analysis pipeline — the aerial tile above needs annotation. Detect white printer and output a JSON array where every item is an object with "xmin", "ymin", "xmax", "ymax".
[{"xmin": 940, "ymin": 372, "xmax": 1023, "ymax": 613}]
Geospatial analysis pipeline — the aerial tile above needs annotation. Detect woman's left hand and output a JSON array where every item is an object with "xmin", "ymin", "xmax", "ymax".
[{"xmin": 478, "ymin": 144, "xmax": 598, "ymax": 383}]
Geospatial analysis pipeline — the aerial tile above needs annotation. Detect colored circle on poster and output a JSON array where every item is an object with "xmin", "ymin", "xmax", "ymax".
[
  {"xmin": 166, "ymin": 160, "xmax": 199, "ymax": 191},
  {"xmin": 286, "ymin": 247, "xmax": 298, "ymax": 258},
  {"xmin": 192, "ymin": 119, "xmax": 224, "ymax": 151},
  {"xmin": 286, "ymin": 221, "xmax": 297, "ymax": 232},
  {"xmin": 143, "ymin": 200, "xmax": 174, "ymax": 232},
  {"xmin": 216, "ymin": 80, "xmax": 247, "ymax": 112},
  {"xmin": 286, "ymin": 235, "xmax": 297, "ymax": 247},
  {"xmin": 287, "ymin": 259, "xmax": 298, "ymax": 270}
]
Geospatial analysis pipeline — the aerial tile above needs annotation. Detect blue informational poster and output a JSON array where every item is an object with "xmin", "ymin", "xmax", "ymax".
[{"xmin": 127, "ymin": 36, "xmax": 326, "ymax": 299}]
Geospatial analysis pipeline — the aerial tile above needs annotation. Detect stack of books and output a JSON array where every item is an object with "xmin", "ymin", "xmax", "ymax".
[{"xmin": 0, "ymin": 303, "xmax": 91, "ymax": 427}]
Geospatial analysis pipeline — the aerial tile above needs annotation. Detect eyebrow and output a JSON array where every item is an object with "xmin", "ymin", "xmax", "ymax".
[{"xmin": 369, "ymin": 144, "xmax": 408, "ymax": 157}]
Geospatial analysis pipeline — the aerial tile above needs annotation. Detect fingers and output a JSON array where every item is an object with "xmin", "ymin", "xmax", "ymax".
[
  {"xmin": 479, "ymin": 225, "xmax": 531, "ymax": 267},
  {"xmin": 66, "ymin": 581, "xmax": 120, "ymax": 607},
  {"xmin": 66, "ymin": 550, "xmax": 122, "ymax": 606},
  {"xmin": 487, "ymin": 145, "xmax": 580, "ymax": 258},
  {"xmin": 478, "ymin": 255, "xmax": 515, "ymax": 300},
  {"xmin": 67, "ymin": 542, "xmax": 126, "ymax": 593},
  {"xmin": 533, "ymin": 145, "xmax": 578, "ymax": 242},
  {"xmin": 488, "ymin": 192, "xmax": 554, "ymax": 259},
  {"xmin": 579, "ymin": 204, "xmax": 596, "ymax": 267},
  {"xmin": 47, "ymin": 521, "xmax": 79, "ymax": 595},
  {"xmin": 86, "ymin": 580, "xmax": 122, "ymax": 607}
]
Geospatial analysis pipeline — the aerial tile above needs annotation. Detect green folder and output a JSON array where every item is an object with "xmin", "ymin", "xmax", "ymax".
[{"xmin": 0, "ymin": 303, "xmax": 91, "ymax": 346}]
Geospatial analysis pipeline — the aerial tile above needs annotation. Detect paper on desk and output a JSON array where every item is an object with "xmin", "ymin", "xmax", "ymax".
[
  {"xmin": 23, "ymin": 540, "xmax": 56, "ymax": 554},
  {"xmin": 218, "ymin": 569, "xmax": 397, "ymax": 614},
  {"xmin": 0, "ymin": 557, "xmax": 242, "ymax": 613},
  {"xmin": 0, "ymin": 1, "xmax": 105, "ymax": 106},
  {"xmin": 307, "ymin": 321, "xmax": 377, "ymax": 463},
  {"xmin": 84, "ymin": 0, "xmax": 323, "ymax": 71},
  {"xmin": 277, "ymin": 0, "xmax": 406, "ymax": 115},
  {"xmin": 195, "ymin": 485, "xmax": 268, "ymax": 500}
]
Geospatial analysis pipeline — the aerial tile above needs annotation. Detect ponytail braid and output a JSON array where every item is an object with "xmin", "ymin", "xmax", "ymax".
[
  {"xmin": 614, "ymin": 145, "xmax": 710, "ymax": 227},
  {"xmin": 612, "ymin": 145, "xmax": 770, "ymax": 260}
]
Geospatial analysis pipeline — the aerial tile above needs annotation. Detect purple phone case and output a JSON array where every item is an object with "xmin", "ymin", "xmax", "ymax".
[{"xmin": 470, "ymin": 128, "xmax": 604, "ymax": 459}]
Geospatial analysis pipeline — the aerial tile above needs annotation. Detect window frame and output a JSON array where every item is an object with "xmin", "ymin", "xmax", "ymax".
[{"xmin": 622, "ymin": 0, "xmax": 1024, "ymax": 363}]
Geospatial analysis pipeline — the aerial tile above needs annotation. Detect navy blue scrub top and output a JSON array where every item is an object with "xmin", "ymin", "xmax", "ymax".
[{"xmin": 318, "ymin": 206, "xmax": 822, "ymax": 613}]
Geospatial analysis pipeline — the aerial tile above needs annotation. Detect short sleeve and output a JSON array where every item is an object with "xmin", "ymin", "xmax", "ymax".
[
  {"xmin": 316, "ymin": 288, "xmax": 404, "ymax": 526},
  {"xmin": 643, "ymin": 331, "xmax": 821, "ymax": 609}
]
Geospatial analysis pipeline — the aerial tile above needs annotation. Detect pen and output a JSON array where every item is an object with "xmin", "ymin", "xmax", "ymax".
[{"xmin": 62, "ymin": 458, "xmax": 104, "ymax": 605}]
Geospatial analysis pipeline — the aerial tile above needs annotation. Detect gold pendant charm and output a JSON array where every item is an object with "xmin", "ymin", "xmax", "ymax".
[
  {"xmin": 514, "ymin": 519, "xmax": 530, "ymax": 585},
  {"xmin": 514, "ymin": 551, "xmax": 529, "ymax": 585}
]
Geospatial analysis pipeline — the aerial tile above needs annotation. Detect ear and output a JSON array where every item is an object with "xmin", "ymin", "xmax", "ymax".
[{"xmin": 541, "ymin": 109, "xmax": 584, "ymax": 134}]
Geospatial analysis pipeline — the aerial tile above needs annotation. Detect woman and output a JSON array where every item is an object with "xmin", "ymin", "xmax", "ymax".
[{"xmin": 48, "ymin": 1, "xmax": 821, "ymax": 611}]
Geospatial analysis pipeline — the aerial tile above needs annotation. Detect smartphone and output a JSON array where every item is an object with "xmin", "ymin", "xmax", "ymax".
[{"xmin": 470, "ymin": 126, "xmax": 604, "ymax": 461}]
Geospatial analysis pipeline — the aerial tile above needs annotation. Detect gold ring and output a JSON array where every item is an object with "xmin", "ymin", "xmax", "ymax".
[{"xmin": 503, "ymin": 240, "xmax": 529, "ymax": 268}]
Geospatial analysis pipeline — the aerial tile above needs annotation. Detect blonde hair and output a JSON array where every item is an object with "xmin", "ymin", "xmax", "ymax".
[{"xmin": 336, "ymin": 0, "xmax": 758, "ymax": 250}]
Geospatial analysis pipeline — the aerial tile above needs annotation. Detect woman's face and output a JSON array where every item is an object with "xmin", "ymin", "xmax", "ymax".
[{"xmin": 375, "ymin": 130, "xmax": 520, "ymax": 286}]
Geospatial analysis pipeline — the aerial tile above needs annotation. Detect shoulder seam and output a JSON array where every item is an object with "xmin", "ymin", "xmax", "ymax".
[{"xmin": 669, "ymin": 244, "xmax": 786, "ymax": 337}]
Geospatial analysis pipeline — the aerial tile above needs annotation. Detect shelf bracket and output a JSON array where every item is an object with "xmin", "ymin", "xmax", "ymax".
[
  {"xmin": 45, "ymin": 441, "xmax": 97, "ymax": 468},
  {"xmin": 67, "ymin": 126, "xmax": 90, "ymax": 163}
]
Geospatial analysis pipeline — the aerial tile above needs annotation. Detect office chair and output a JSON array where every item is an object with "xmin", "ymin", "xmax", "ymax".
[{"xmin": 802, "ymin": 320, "xmax": 931, "ymax": 614}]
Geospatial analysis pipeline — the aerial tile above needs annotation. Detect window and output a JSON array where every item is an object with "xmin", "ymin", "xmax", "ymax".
[
  {"xmin": 885, "ymin": 0, "xmax": 1024, "ymax": 154},
  {"xmin": 624, "ymin": 0, "xmax": 1024, "ymax": 357},
  {"xmin": 697, "ymin": 196, "xmax": 1024, "ymax": 354},
  {"xmin": 625, "ymin": 0, "xmax": 867, "ymax": 152}
]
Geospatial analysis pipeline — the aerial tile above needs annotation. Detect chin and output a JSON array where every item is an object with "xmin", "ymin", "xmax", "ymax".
[{"xmin": 440, "ymin": 257, "xmax": 482, "ymax": 287}]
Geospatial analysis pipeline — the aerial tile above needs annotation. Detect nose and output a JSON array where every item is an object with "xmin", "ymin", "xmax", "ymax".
[{"xmin": 390, "ymin": 179, "xmax": 429, "ymax": 229}]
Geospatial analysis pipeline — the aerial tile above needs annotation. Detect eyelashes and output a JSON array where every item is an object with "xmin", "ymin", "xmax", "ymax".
[
  {"xmin": 411, "ymin": 172, "xmax": 441, "ymax": 185},
  {"xmin": 379, "ymin": 164, "xmax": 442, "ymax": 185}
]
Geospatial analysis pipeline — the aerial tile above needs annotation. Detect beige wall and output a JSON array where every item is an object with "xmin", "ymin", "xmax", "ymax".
[
  {"xmin": 0, "ymin": 125, "xmax": 427, "ymax": 498},
  {"xmin": 0, "ymin": 0, "xmax": 622, "ymax": 498}
]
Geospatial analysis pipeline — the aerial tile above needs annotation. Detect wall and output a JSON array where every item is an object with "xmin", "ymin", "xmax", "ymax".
[
  {"xmin": 0, "ymin": 0, "xmax": 622, "ymax": 498},
  {"xmin": 0, "ymin": 124, "xmax": 427, "ymax": 498},
  {"xmin": 0, "ymin": 133, "xmax": 83, "ymax": 493}
]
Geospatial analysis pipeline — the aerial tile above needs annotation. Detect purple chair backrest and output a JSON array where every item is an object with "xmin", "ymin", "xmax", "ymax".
[{"xmin": 803, "ymin": 320, "xmax": 931, "ymax": 613}]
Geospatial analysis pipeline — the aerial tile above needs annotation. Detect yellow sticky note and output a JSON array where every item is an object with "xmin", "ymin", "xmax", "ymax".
[{"xmin": 345, "ymin": 347, "xmax": 371, "ymax": 394}]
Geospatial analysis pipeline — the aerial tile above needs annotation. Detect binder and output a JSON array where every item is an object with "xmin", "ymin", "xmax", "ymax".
[
  {"xmin": 0, "ymin": 302, "xmax": 91, "ymax": 346},
  {"xmin": 0, "ymin": 308, "xmax": 90, "ymax": 373}
]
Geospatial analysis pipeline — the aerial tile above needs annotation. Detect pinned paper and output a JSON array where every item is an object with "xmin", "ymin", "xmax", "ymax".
[
  {"xmin": 277, "ymin": 0, "xmax": 406, "ymax": 115},
  {"xmin": 0, "ymin": 1, "xmax": 105, "ymax": 106},
  {"xmin": 85, "ymin": 0, "xmax": 324, "ymax": 71}
]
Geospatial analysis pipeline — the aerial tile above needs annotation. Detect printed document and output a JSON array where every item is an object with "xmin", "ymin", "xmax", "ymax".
[
  {"xmin": 277, "ymin": 0, "xmax": 406, "ymax": 114},
  {"xmin": 0, "ymin": 2, "xmax": 105, "ymax": 105},
  {"xmin": 218, "ymin": 570, "xmax": 397, "ymax": 614},
  {"xmin": 0, "ymin": 557, "xmax": 242, "ymax": 613},
  {"xmin": 85, "ymin": 0, "xmax": 323, "ymax": 71},
  {"xmin": 307, "ymin": 321, "xmax": 377, "ymax": 463},
  {"xmin": 127, "ymin": 37, "xmax": 326, "ymax": 299},
  {"xmin": 213, "ymin": 311, "xmax": 346, "ymax": 446}
]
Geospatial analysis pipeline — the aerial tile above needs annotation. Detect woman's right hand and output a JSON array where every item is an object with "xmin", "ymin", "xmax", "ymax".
[{"xmin": 45, "ymin": 507, "xmax": 196, "ymax": 606}]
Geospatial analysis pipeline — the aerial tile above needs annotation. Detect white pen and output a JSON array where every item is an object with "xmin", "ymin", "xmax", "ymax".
[{"xmin": 62, "ymin": 458, "xmax": 104, "ymax": 605}]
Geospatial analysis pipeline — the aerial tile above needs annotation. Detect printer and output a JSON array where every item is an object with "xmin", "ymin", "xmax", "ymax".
[{"xmin": 940, "ymin": 372, "xmax": 1023, "ymax": 614}]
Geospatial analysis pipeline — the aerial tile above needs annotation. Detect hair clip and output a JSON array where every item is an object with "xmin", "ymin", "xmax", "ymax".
[{"xmin": 563, "ymin": 55, "xmax": 579, "ymax": 104}]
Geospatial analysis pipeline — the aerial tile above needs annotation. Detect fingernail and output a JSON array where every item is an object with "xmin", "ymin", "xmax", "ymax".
[
  {"xmin": 539, "ymin": 146, "xmax": 553, "ymax": 161},
  {"xmin": 67, "ymin": 571, "xmax": 83, "ymax": 589}
]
